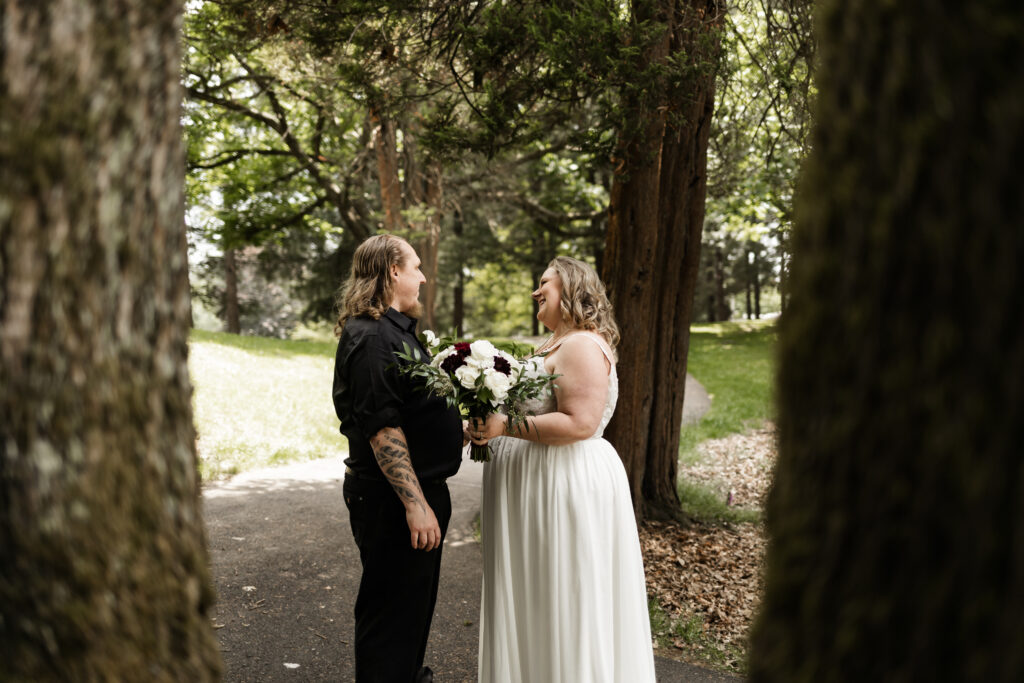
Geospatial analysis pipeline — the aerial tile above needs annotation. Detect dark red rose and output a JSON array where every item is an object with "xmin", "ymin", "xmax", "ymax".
[
  {"xmin": 493, "ymin": 356, "xmax": 512, "ymax": 376},
  {"xmin": 441, "ymin": 354, "xmax": 466, "ymax": 374},
  {"xmin": 454, "ymin": 342, "xmax": 471, "ymax": 357}
]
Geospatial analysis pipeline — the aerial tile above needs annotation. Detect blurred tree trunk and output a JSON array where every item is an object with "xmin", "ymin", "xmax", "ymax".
[
  {"xmin": 403, "ymin": 131, "xmax": 442, "ymax": 330},
  {"xmin": 223, "ymin": 247, "xmax": 241, "ymax": 333},
  {"xmin": 530, "ymin": 269, "xmax": 541, "ymax": 337},
  {"xmin": 0, "ymin": 1, "xmax": 221, "ymax": 680},
  {"xmin": 452, "ymin": 208, "xmax": 465, "ymax": 335},
  {"xmin": 714, "ymin": 246, "xmax": 729, "ymax": 321},
  {"xmin": 603, "ymin": 0, "xmax": 722, "ymax": 521},
  {"xmin": 745, "ymin": 254, "xmax": 753, "ymax": 319},
  {"xmin": 419, "ymin": 164, "xmax": 442, "ymax": 331},
  {"xmin": 750, "ymin": 1, "xmax": 1024, "ymax": 680},
  {"xmin": 372, "ymin": 107, "xmax": 403, "ymax": 234},
  {"xmin": 753, "ymin": 248, "xmax": 761, "ymax": 318}
]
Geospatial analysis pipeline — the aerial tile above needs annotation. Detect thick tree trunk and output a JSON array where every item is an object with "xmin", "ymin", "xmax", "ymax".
[
  {"xmin": 223, "ymin": 247, "xmax": 241, "ymax": 333},
  {"xmin": 602, "ymin": 0, "xmax": 721, "ymax": 521},
  {"xmin": 0, "ymin": 1, "xmax": 221, "ymax": 680},
  {"xmin": 750, "ymin": 2, "xmax": 1024, "ymax": 680}
]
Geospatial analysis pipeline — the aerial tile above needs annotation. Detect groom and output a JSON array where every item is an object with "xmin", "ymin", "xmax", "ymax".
[{"xmin": 333, "ymin": 234, "xmax": 464, "ymax": 682}]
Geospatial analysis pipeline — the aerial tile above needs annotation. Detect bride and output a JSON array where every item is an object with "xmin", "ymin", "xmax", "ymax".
[{"xmin": 470, "ymin": 256, "xmax": 656, "ymax": 682}]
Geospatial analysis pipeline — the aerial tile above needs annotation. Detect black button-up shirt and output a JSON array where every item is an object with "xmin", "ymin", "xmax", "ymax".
[{"xmin": 333, "ymin": 308, "xmax": 463, "ymax": 481}]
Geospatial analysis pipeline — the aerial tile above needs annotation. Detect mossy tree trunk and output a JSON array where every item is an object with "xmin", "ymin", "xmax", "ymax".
[
  {"xmin": 603, "ymin": 0, "xmax": 722, "ymax": 521},
  {"xmin": 0, "ymin": 1, "xmax": 221, "ymax": 680},
  {"xmin": 750, "ymin": 2, "xmax": 1024, "ymax": 680}
]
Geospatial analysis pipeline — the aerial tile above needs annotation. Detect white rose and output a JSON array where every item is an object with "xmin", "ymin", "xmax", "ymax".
[
  {"xmin": 467, "ymin": 356, "xmax": 494, "ymax": 371},
  {"xmin": 454, "ymin": 364, "xmax": 480, "ymax": 390},
  {"xmin": 469, "ymin": 340, "xmax": 499, "ymax": 364},
  {"xmin": 483, "ymin": 368, "xmax": 512, "ymax": 402},
  {"xmin": 423, "ymin": 330, "xmax": 439, "ymax": 348}
]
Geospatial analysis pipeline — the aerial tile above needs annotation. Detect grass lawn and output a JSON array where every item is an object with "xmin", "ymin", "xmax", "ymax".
[
  {"xmin": 678, "ymin": 319, "xmax": 777, "ymax": 524},
  {"xmin": 188, "ymin": 329, "xmax": 345, "ymax": 480},
  {"xmin": 188, "ymin": 320, "xmax": 777, "ymax": 485}
]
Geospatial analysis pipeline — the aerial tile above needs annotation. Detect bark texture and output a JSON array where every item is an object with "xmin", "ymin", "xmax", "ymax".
[
  {"xmin": 749, "ymin": 2, "xmax": 1024, "ymax": 680},
  {"xmin": 603, "ymin": 0, "xmax": 722, "ymax": 520},
  {"xmin": 0, "ymin": 1, "xmax": 221, "ymax": 679},
  {"xmin": 372, "ymin": 108, "xmax": 404, "ymax": 234},
  {"xmin": 223, "ymin": 247, "xmax": 240, "ymax": 334}
]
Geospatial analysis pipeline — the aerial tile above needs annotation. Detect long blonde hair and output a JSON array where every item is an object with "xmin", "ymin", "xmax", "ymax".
[
  {"xmin": 335, "ymin": 234, "xmax": 408, "ymax": 336},
  {"xmin": 549, "ymin": 256, "xmax": 620, "ymax": 350}
]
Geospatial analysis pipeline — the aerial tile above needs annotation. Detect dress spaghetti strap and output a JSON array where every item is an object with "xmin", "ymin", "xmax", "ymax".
[{"xmin": 546, "ymin": 331, "xmax": 614, "ymax": 369}]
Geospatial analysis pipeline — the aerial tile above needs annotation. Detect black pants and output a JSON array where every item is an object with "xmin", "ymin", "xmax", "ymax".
[{"xmin": 343, "ymin": 475, "xmax": 452, "ymax": 683}]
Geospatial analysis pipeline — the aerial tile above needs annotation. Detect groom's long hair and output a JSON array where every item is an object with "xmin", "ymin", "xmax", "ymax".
[
  {"xmin": 335, "ymin": 234, "xmax": 408, "ymax": 336},
  {"xmin": 549, "ymin": 256, "xmax": 621, "ymax": 352}
]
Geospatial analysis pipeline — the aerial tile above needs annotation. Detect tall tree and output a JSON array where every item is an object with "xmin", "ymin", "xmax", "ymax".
[
  {"xmin": 602, "ymin": 0, "xmax": 725, "ymax": 520},
  {"xmin": 0, "ymin": 1, "xmax": 221, "ymax": 679},
  {"xmin": 750, "ymin": 1, "xmax": 1024, "ymax": 679}
]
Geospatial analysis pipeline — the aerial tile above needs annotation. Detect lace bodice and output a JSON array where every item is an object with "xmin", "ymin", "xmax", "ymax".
[{"xmin": 518, "ymin": 335, "xmax": 618, "ymax": 440}]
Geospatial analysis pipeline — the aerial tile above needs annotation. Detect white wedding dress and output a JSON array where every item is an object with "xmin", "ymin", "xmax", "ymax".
[{"xmin": 478, "ymin": 333, "xmax": 656, "ymax": 682}]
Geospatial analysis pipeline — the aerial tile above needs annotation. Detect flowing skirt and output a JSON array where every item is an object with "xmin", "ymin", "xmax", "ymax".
[{"xmin": 478, "ymin": 435, "xmax": 656, "ymax": 682}]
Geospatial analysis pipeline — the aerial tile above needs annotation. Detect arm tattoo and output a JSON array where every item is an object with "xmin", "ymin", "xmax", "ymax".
[{"xmin": 370, "ymin": 427, "xmax": 427, "ymax": 512}]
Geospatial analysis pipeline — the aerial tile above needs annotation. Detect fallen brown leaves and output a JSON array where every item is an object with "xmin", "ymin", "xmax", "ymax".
[{"xmin": 641, "ymin": 424, "xmax": 777, "ymax": 671}]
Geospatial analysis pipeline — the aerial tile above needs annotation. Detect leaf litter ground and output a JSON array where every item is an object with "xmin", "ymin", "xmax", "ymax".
[{"xmin": 642, "ymin": 424, "xmax": 776, "ymax": 673}]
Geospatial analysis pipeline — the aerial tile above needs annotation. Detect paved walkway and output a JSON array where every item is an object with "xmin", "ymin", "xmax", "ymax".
[{"xmin": 203, "ymin": 376, "xmax": 735, "ymax": 682}]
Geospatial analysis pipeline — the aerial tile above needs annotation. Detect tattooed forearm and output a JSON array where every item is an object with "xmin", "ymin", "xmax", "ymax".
[{"xmin": 370, "ymin": 427, "xmax": 427, "ymax": 512}]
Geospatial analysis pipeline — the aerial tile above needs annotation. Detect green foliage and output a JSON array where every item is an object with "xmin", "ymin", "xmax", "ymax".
[{"xmin": 703, "ymin": 0, "xmax": 815, "ymax": 318}]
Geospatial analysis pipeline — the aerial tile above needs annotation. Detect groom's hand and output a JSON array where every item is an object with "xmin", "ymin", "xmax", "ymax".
[{"xmin": 406, "ymin": 503, "xmax": 442, "ymax": 551}]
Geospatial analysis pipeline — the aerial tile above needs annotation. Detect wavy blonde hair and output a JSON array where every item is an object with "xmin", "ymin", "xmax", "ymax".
[
  {"xmin": 335, "ymin": 234, "xmax": 409, "ymax": 336},
  {"xmin": 549, "ymin": 256, "xmax": 620, "ymax": 351}
]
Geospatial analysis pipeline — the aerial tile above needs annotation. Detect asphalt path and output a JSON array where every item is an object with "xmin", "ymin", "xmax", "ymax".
[{"xmin": 203, "ymin": 374, "xmax": 736, "ymax": 682}]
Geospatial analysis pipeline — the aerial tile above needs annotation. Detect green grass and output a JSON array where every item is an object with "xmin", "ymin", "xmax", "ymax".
[
  {"xmin": 188, "ymin": 329, "xmax": 345, "ymax": 480},
  {"xmin": 187, "ymin": 320, "xmax": 775, "ymax": 490},
  {"xmin": 677, "ymin": 319, "xmax": 776, "ymax": 523}
]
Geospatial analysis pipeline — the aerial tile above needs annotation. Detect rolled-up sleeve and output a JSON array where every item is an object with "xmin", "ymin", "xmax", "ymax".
[{"xmin": 343, "ymin": 334, "xmax": 404, "ymax": 438}]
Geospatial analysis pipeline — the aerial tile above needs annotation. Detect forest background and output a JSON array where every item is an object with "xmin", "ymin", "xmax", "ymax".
[{"xmin": 185, "ymin": 0, "xmax": 810, "ymax": 342}]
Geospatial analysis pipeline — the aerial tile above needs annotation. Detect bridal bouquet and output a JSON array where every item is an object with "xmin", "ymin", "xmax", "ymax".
[{"xmin": 395, "ymin": 334, "xmax": 557, "ymax": 462}]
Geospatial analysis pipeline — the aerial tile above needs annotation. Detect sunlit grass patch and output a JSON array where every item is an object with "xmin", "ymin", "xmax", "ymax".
[
  {"xmin": 189, "ymin": 330, "xmax": 345, "ymax": 480},
  {"xmin": 680, "ymin": 320, "xmax": 776, "ymax": 464}
]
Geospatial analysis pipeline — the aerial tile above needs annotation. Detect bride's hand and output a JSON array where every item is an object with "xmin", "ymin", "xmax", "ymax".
[{"xmin": 470, "ymin": 414, "xmax": 507, "ymax": 444}]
